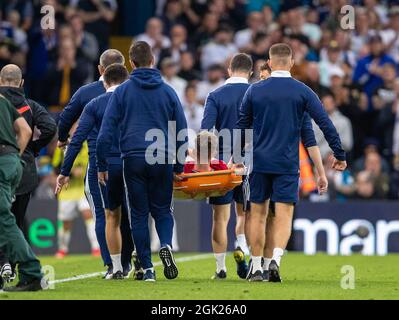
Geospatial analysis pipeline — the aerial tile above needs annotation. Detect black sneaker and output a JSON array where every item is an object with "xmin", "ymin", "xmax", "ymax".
[
  {"xmin": 211, "ymin": 270, "xmax": 227, "ymax": 280},
  {"xmin": 132, "ymin": 251, "xmax": 144, "ymax": 280},
  {"xmin": 159, "ymin": 246, "xmax": 178, "ymax": 280},
  {"xmin": 112, "ymin": 271, "xmax": 124, "ymax": 280},
  {"xmin": 248, "ymin": 270, "xmax": 263, "ymax": 282},
  {"xmin": 3, "ymin": 278, "xmax": 44, "ymax": 292},
  {"xmin": 0, "ymin": 263, "xmax": 12, "ymax": 283},
  {"xmin": 103, "ymin": 265, "xmax": 113, "ymax": 280},
  {"xmin": 268, "ymin": 260, "xmax": 282, "ymax": 282},
  {"xmin": 134, "ymin": 268, "xmax": 144, "ymax": 280},
  {"xmin": 262, "ymin": 270, "xmax": 269, "ymax": 281}
]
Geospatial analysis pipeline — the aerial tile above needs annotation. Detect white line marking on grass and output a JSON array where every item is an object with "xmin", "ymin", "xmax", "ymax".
[{"xmin": 50, "ymin": 253, "xmax": 214, "ymax": 285}]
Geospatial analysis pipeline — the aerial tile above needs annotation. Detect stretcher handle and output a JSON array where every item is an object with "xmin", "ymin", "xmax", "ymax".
[{"xmin": 177, "ymin": 169, "xmax": 236, "ymax": 179}]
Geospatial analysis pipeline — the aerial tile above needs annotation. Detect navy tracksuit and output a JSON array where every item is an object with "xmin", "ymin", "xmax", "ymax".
[
  {"xmin": 97, "ymin": 68, "xmax": 187, "ymax": 269},
  {"xmin": 201, "ymin": 77, "xmax": 318, "ymax": 206},
  {"xmin": 236, "ymin": 71, "xmax": 345, "ymax": 203},
  {"xmin": 60, "ymin": 89, "xmax": 134, "ymax": 268}
]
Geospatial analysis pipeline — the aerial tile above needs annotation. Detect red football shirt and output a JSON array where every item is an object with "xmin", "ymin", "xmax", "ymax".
[{"xmin": 184, "ymin": 160, "xmax": 228, "ymax": 173}]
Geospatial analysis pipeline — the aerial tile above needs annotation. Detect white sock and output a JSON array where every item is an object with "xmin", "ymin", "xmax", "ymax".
[
  {"xmin": 236, "ymin": 234, "xmax": 249, "ymax": 255},
  {"xmin": 143, "ymin": 267, "xmax": 154, "ymax": 273},
  {"xmin": 214, "ymin": 253, "xmax": 226, "ymax": 273},
  {"xmin": 251, "ymin": 256, "xmax": 262, "ymax": 272},
  {"xmin": 111, "ymin": 254, "xmax": 123, "ymax": 273},
  {"xmin": 58, "ymin": 229, "xmax": 71, "ymax": 252},
  {"xmin": 263, "ymin": 258, "xmax": 272, "ymax": 271},
  {"xmin": 272, "ymin": 248, "xmax": 284, "ymax": 267},
  {"xmin": 85, "ymin": 219, "xmax": 99, "ymax": 250}
]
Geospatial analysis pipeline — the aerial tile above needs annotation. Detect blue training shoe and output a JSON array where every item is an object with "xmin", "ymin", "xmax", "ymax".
[
  {"xmin": 233, "ymin": 247, "xmax": 248, "ymax": 279},
  {"xmin": 143, "ymin": 269, "xmax": 156, "ymax": 282}
]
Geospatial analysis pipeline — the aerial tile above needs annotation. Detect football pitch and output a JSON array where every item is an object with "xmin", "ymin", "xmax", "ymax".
[{"xmin": 1, "ymin": 253, "xmax": 398, "ymax": 300}]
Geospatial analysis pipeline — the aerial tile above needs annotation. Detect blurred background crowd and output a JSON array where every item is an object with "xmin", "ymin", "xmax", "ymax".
[{"xmin": 1, "ymin": 0, "xmax": 399, "ymax": 202}]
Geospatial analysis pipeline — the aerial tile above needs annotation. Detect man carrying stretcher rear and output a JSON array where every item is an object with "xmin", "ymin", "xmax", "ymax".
[{"xmin": 236, "ymin": 43, "xmax": 347, "ymax": 282}]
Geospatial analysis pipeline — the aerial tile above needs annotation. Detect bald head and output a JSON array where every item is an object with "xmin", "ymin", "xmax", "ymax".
[
  {"xmin": 99, "ymin": 49, "xmax": 125, "ymax": 75},
  {"xmin": 0, "ymin": 64, "xmax": 23, "ymax": 87}
]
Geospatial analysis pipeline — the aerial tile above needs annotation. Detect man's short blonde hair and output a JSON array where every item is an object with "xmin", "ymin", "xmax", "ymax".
[
  {"xmin": 195, "ymin": 131, "xmax": 218, "ymax": 164},
  {"xmin": 269, "ymin": 43, "xmax": 293, "ymax": 66}
]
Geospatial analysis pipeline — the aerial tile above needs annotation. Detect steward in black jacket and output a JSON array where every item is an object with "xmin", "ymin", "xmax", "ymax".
[{"xmin": 0, "ymin": 86, "xmax": 57, "ymax": 225}]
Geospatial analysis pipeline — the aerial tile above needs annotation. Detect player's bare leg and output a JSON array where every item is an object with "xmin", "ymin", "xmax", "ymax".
[
  {"xmin": 81, "ymin": 209, "xmax": 100, "ymax": 257},
  {"xmin": 248, "ymin": 200, "xmax": 269, "ymax": 281},
  {"xmin": 105, "ymin": 207, "xmax": 123, "ymax": 279},
  {"xmin": 233, "ymin": 203, "xmax": 250, "ymax": 279},
  {"xmin": 56, "ymin": 220, "xmax": 72, "ymax": 259},
  {"xmin": 263, "ymin": 212, "xmax": 275, "ymax": 280},
  {"xmin": 267, "ymin": 202, "xmax": 295, "ymax": 282},
  {"xmin": 211, "ymin": 204, "xmax": 231, "ymax": 279},
  {"xmin": 235, "ymin": 203, "xmax": 249, "ymax": 255}
]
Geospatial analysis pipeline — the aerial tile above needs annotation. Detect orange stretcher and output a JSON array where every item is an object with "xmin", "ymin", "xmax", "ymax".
[{"xmin": 173, "ymin": 170, "xmax": 243, "ymax": 200}]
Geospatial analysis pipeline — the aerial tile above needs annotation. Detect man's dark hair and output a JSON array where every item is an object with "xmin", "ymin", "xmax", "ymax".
[
  {"xmin": 129, "ymin": 41, "xmax": 154, "ymax": 68},
  {"xmin": 99, "ymin": 49, "xmax": 125, "ymax": 68},
  {"xmin": 269, "ymin": 43, "xmax": 293, "ymax": 65},
  {"xmin": 103, "ymin": 63, "xmax": 129, "ymax": 86},
  {"xmin": 259, "ymin": 61, "xmax": 271, "ymax": 73},
  {"xmin": 230, "ymin": 53, "xmax": 253, "ymax": 74}
]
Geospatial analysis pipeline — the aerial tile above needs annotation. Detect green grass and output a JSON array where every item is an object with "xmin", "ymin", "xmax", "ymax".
[{"xmin": 1, "ymin": 253, "xmax": 398, "ymax": 300}]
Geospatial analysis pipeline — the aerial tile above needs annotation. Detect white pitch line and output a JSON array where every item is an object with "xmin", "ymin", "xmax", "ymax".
[{"xmin": 50, "ymin": 253, "xmax": 214, "ymax": 285}]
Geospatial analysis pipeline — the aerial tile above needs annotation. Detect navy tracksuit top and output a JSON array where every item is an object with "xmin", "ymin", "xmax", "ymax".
[{"xmin": 236, "ymin": 73, "xmax": 345, "ymax": 175}]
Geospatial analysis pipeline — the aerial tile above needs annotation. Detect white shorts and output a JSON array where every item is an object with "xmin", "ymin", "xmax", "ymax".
[{"xmin": 58, "ymin": 197, "xmax": 91, "ymax": 221}]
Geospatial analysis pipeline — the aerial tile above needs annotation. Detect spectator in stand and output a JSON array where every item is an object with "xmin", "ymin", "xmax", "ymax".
[
  {"xmin": 234, "ymin": 11, "xmax": 265, "ymax": 51},
  {"xmin": 73, "ymin": 0, "xmax": 117, "ymax": 53},
  {"xmin": 287, "ymin": 35, "xmax": 312, "ymax": 82},
  {"xmin": 159, "ymin": 24, "xmax": 189, "ymax": 67},
  {"xmin": 353, "ymin": 171, "xmax": 380, "ymax": 200},
  {"xmin": 372, "ymin": 62, "xmax": 397, "ymax": 110},
  {"xmin": 377, "ymin": 79, "xmax": 399, "ymax": 161},
  {"xmin": 201, "ymin": 25, "xmax": 237, "ymax": 71},
  {"xmin": 161, "ymin": 57, "xmax": 187, "ymax": 103},
  {"xmin": 191, "ymin": 11, "xmax": 219, "ymax": 48},
  {"xmin": 0, "ymin": 0, "xmax": 34, "ymax": 32},
  {"xmin": 177, "ymin": 51, "xmax": 201, "ymax": 83},
  {"xmin": 196, "ymin": 64, "xmax": 225, "ymax": 104},
  {"xmin": 6, "ymin": 10, "xmax": 28, "ymax": 53},
  {"xmin": 302, "ymin": 62, "xmax": 329, "ymax": 96},
  {"xmin": 352, "ymin": 34, "xmax": 397, "ymax": 110},
  {"xmin": 354, "ymin": 139, "xmax": 390, "ymax": 174},
  {"xmin": 381, "ymin": 6, "xmax": 399, "ymax": 63},
  {"xmin": 365, "ymin": 151, "xmax": 390, "ymax": 195},
  {"xmin": 249, "ymin": 32, "xmax": 270, "ymax": 66},
  {"xmin": 285, "ymin": 6, "xmax": 322, "ymax": 48},
  {"xmin": 69, "ymin": 13, "xmax": 99, "ymax": 68},
  {"xmin": 160, "ymin": 0, "xmax": 200, "ymax": 35},
  {"xmin": 350, "ymin": 7, "xmax": 374, "ymax": 56},
  {"xmin": 353, "ymin": 152, "xmax": 389, "ymax": 199},
  {"xmin": 261, "ymin": 4, "xmax": 279, "ymax": 33},
  {"xmin": 136, "ymin": 17, "xmax": 171, "ymax": 64},
  {"xmin": 183, "ymin": 83, "xmax": 204, "ymax": 147},
  {"xmin": 42, "ymin": 37, "xmax": 89, "ymax": 109},
  {"xmin": 319, "ymin": 40, "xmax": 345, "ymax": 88},
  {"xmin": 313, "ymin": 93, "xmax": 353, "ymax": 160}
]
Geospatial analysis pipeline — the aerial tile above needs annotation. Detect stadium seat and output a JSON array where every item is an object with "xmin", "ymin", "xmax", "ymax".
[{"xmin": 173, "ymin": 170, "xmax": 243, "ymax": 200}]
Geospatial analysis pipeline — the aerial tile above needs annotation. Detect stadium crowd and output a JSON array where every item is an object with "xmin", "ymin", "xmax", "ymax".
[{"xmin": 1, "ymin": 0, "xmax": 399, "ymax": 201}]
